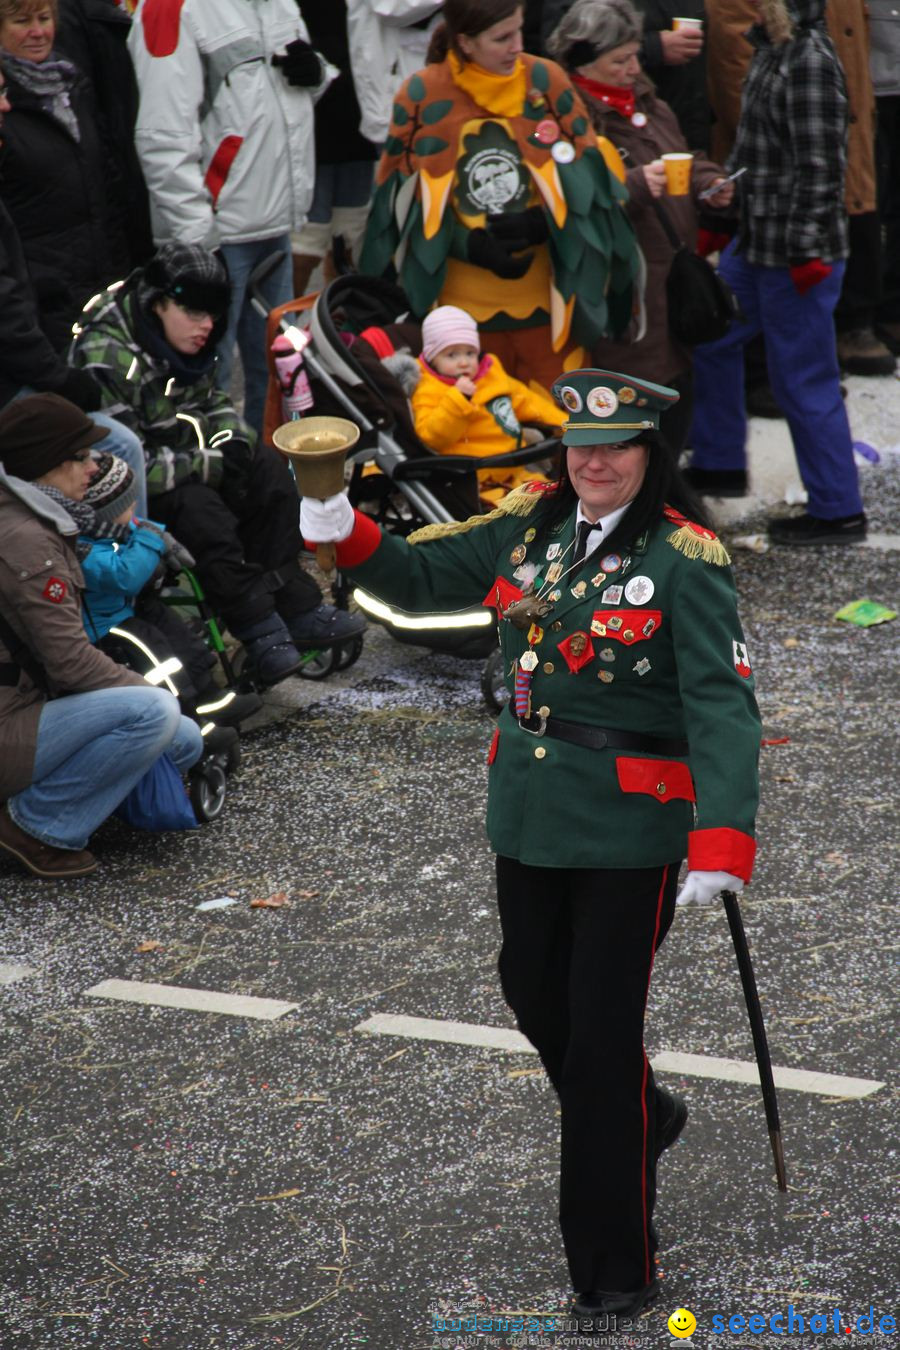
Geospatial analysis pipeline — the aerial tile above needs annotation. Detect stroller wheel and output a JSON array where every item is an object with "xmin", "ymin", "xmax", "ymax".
[
  {"xmin": 190, "ymin": 762, "xmax": 228, "ymax": 822},
  {"xmin": 334, "ymin": 633, "xmax": 364, "ymax": 671},
  {"xmin": 297, "ymin": 646, "xmax": 338, "ymax": 680},
  {"xmin": 480, "ymin": 646, "xmax": 509, "ymax": 716}
]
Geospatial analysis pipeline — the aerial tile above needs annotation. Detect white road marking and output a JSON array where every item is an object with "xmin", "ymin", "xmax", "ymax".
[
  {"xmin": 863, "ymin": 533, "xmax": 900, "ymax": 551},
  {"xmin": 0, "ymin": 962, "xmax": 35, "ymax": 987},
  {"xmin": 355, "ymin": 1014, "xmax": 885, "ymax": 1099},
  {"xmin": 84, "ymin": 979, "xmax": 298, "ymax": 1021}
]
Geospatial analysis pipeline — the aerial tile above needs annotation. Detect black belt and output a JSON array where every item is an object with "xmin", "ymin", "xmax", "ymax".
[
  {"xmin": 0, "ymin": 662, "xmax": 21, "ymax": 686},
  {"xmin": 512, "ymin": 706, "xmax": 688, "ymax": 756}
]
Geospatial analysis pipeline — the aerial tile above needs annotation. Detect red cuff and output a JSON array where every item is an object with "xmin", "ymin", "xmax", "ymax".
[
  {"xmin": 696, "ymin": 228, "xmax": 731, "ymax": 259},
  {"xmin": 688, "ymin": 827, "xmax": 756, "ymax": 882},
  {"xmin": 789, "ymin": 258, "xmax": 832, "ymax": 295},
  {"xmin": 303, "ymin": 509, "xmax": 382, "ymax": 569}
]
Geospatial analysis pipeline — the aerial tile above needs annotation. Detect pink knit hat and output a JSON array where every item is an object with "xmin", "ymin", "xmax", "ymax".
[{"xmin": 421, "ymin": 306, "xmax": 480, "ymax": 363}]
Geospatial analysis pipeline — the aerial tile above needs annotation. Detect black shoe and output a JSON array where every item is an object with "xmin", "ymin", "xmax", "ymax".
[
  {"xmin": 192, "ymin": 686, "xmax": 262, "ymax": 727},
  {"xmin": 572, "ymin": 1279, "xmax": 660, "ymax": 1323},
  {"xmin": 836, "ymin": 327, "xmax": 897, "ymax": 376},
  {"xmin": 875, "ymin": 321, "xmax": 900, "ymax": 356},
  {"xmin": 683, "ymin": 466, "xmax": 748, "ymax": 497},
  {"xmin": 656, "ymin": 1086, "xmax": 689, "ymax": 1158},
  {"xmin": 286, "ymin": 603, "xmax": 367, "ymax": 650},
  {"xmin": 767, "ymin": 511, "xmax": 867, "ymax": 546}
]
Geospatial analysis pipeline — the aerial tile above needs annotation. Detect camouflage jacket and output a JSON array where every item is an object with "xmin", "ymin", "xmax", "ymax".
[{"xmin": 70, "ymin": 280, "xmax": 253, "ymax": 497}]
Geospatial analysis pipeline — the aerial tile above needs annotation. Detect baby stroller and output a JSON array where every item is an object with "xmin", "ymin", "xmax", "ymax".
[{"xmin": 254, "ymin": 261, "xmax": 562, "ymax": 710}]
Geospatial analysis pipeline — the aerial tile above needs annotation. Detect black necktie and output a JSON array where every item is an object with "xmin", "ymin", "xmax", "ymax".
[{"xmin": 572, "ymin": 520, "xmax": 598, "ymax": 569}]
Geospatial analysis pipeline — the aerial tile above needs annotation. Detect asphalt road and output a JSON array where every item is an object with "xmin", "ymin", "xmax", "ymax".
[{"xmin": 1, "ymin": 406, "xmax": 898, "ymax": 1350}]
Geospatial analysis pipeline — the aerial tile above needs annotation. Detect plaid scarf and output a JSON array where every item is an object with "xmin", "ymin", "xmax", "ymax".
[
  {"xmin": 1, "ymin": 50, "xmax": 80, "ymax": 141},
  {"xmin": 33, "ymin": 483, "xmax": 130, "ymax": 558}
]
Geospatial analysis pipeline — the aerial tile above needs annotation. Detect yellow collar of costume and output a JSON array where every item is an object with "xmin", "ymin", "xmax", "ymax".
[
  {"xmin": 407, "ymin": 480, "xmax": 553, "ymax": 544},
  {"xmin": 447, "ymin": 51, "xmax": 527, "ymax": 119}
]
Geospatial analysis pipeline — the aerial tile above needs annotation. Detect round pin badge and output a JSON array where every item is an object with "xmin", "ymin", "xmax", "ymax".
[
  {"xmin": 524, "ymin": 527, "xmax": 536, "ymax": 543},
  {"xmin": 631, "ymin": 111, "xmax": 647, "ymax": 127},
  {"xmin": 535, "ymin": 118, "xmax": 559, "ymax": 145},
  {"xmin": 559, "ymin": 385, "xmax": 583, "ymax": 414},
  {"xmin": 510, "ymin": 544, "xmax": 527, "ymax": 565},
  {"xmin": 551, "ymin": 140, "xmax": 576, "ymax": 164},
  {"xmin": 617, "ymin": 386, "xmax": 636, "ymax": 404},
  {"xmin": 586, "ymin": 386, "xmax": 619, "ymax": 418},
  {"xmin": 600, "ymin": 552, "xmax": 622, "ymax": 572},
  {"xmin": 624, "ymin": 574, "xmax": 655, "ymax": 605}
]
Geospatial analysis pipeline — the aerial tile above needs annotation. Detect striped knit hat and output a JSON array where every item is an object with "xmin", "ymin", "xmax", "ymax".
[{"xmin": 83, "ymin": 453, "xmax": 138, "ymax": 525}]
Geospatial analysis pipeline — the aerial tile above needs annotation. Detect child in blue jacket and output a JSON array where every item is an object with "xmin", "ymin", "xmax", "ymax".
[{"xmin": 78, "ymin": 454, "xmax": 258, "ymax": 727}]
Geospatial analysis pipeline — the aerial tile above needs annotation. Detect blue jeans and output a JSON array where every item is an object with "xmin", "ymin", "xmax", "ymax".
[
  {"xmin": 216, "ymin": 234, "xmax": 293, "ymax": 438},
  {"xmin": 8, "ymin": 687, "xmax": 203, "ymax": 850},
  {"xmin": 690, "ymin": 245, "xmax": 863, "ymax": 519}
]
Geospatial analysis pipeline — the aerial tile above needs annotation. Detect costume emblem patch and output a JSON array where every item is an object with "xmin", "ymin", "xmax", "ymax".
[
  {"xmin": 42, "ymin": 577, "xmax": 67, "ymax": 603},
  {"xmin": 733, "ymin": 640, "xmax": 752, "ymax": 678}
]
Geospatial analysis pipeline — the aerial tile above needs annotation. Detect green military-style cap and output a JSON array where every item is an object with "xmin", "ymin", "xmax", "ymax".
[{"xmin": 550, "ymin": 368, "xmax": 680, "ymax": 446}]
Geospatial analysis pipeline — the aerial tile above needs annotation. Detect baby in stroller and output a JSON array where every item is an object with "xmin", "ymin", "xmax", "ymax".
[
  {"xmin": 77, "ymin": 454, "xmax": 259, "ymax": 745},
  {"xmin": 410, "ymin": 306, "xmax": 565, "ymax": 506}
]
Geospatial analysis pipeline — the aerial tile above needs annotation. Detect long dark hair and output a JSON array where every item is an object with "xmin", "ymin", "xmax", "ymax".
[
  {"xmin": 533, "ymin": 431, "xmax": 714, "ymax": 556},
  {"xmin": 427, "ymin": 0, "xmax": 523, "ymax": 63}
]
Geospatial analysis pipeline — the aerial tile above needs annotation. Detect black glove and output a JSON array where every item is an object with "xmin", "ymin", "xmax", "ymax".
[
  {"xmin": 271, "ymin": 39, "xmax": 322, "ymax": 88},
  {"xmin": 57, "ymin": 365, "xmax": 103, "ymax": 412},
  {"xmin": 218, "ymin": 435, "xmax": 255, "ymax": 511},
  {"xmin": 466, "ymin": 228, "xmax": 534, "ymax": 280},
  {"xmin": 486, "ymin": 207, "xmax": 550, "ymax": 253}
]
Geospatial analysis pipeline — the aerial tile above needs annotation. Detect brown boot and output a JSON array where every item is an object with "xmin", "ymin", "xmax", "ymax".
[
  {"xmin": 0, "ymin": 805, "xmax": 98, "ymax": 879},
  {"xmin": 291, "ymin": 252, "xmax": 322, "ymax": 298},
  {"xmin": 836, "ymin": 328, "xmax": 897, "ymax": 376}
]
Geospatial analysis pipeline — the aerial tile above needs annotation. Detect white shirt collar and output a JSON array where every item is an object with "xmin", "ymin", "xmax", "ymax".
[{"xmin": 575, "ymin": 499, "xmax": 632, "ymax": 556}]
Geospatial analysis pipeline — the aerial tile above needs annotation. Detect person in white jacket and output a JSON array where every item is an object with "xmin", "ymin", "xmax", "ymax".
[
  {"xmin": 127, "ymin": 0, "xmax": 332, "ymax": 434},
  {"xmin": 346, "ymin": 0, "xmax": 443, "ymax": 144}
]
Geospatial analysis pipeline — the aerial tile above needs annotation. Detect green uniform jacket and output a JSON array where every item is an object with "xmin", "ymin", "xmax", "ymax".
[{"xmin": 338, "ymin": 488, "xmax": 761, "ymax": 877}]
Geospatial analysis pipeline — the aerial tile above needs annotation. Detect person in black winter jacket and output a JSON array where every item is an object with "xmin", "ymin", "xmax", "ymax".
[
  {"xmin": 0, "ymin": 0, "xmax": 130, "ymax": 353},
  {"xmin": 0, "ymin": 65, "xmax": 147, "ymax": 508}
]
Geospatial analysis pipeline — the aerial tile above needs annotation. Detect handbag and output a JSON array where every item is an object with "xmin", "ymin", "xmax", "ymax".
[
  {"xmin": 651, "ymin": 198, "xmax": 742, "ymax": 346},
  {"xmin": 114, "ymin": 753, "xmax": 198, "ymax": 831}
]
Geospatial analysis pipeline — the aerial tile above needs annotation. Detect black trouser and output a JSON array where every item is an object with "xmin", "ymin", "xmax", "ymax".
[
  {"xmin": 496, "ymin": 855, "xmax": 680, "ymax": 1295},
  {"xmin": 97, "ymin": 608, "xmax": 216, "ymax": 706},
  {"xmin": 149, "ymin": 445, "xmax": 321, "ymax": 629},
  {"xmin": 876, "ymin": 95, "xmax": 900, "ymax": 323},
  {"xmin": 835, "ymin": 211, "xmax": 883, "ymax": 332},
  {"xmin": 660, "ymin": 369, "xmax": 694, "ymax": 458}
]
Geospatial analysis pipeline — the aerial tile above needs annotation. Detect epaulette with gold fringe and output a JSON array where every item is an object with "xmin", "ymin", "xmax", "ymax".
[
  {"xmin": 407, "ymin": 480, "xmax": 557, "ymax": 546},
  {"xmin": 663, "ymin": 505, "xmax": 731, "ymax": 566}
]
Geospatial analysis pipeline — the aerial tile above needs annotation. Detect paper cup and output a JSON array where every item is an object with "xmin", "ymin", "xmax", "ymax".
[
  {"xmin": 662, "ymin": 152, "xmax": 693, "ymax": 195},
  {"xmin": 672, "ymin": 15, "xmax": 703, "ymax": 28}
]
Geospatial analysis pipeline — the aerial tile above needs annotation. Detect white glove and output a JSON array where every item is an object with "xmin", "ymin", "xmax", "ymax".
[
  {"xmin": 300, "ymin": 492, "xmax": 355, "ymax": 543},
  {"xmin": 676, "ymin": 870, "xmax": 744, "ymax": 907}
]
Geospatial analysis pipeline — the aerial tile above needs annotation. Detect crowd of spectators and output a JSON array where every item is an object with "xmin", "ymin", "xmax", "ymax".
[{"xmin": 0, "ymin": 0, "xmax": 897, "ymax": 874}]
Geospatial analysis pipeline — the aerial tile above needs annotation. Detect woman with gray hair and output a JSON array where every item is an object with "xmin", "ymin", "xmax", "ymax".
[
  {"xmin": 0, "ymin": 0, "xmax": 130, "ymax": 353},
  {"xmin": 547, "ymin": 0, "xmax": 733, "ymax": 453}
]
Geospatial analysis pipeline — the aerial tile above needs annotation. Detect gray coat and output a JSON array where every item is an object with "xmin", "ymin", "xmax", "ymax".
[
  {"xmin": 0, "ymin": 467, "xmax": 144, "ymax": 799},
  {"xmin": 868, "ymin": 0, "xmax": 900, "ymax": 97}
]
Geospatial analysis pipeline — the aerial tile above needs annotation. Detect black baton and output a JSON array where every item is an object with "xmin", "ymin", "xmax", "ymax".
[{"xmin": 722, "ymin": 889, "xmax": 788, "ymax": 1192}]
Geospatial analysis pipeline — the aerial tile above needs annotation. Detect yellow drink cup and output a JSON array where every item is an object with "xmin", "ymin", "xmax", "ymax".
[{"xmin": 662, "ymin": 152, "xmax": 693, "ymax": 195}]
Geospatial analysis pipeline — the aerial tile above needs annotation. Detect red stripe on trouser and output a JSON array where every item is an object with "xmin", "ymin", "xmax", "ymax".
[{"xmin": 639, "ymin": 863, "xmax": 669, "ymax": 1285}]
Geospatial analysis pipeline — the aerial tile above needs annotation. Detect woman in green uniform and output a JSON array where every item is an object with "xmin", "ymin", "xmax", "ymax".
[{"xmin": 300, "ymin": 368, "xmax": 761, "ymax": 1323}]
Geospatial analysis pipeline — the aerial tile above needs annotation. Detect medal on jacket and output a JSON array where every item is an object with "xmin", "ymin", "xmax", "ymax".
[{"xmin": 503, "ymin": 580, "xmax": 553, "ymax": 630}]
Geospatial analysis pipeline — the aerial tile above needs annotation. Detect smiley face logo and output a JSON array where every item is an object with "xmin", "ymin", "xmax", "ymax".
[{"xmin": 667, "ymin": 1307, "xmax": 697, "ymax": 1338}]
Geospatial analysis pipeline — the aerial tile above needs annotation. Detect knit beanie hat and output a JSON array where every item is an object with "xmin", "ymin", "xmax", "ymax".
[
  {"xmin": 82, "ymin": 453, "xmax": 138, "ymax": 525},
  {"xmin": 421, "ymin": 306, "xmax": 480, "ymax": 364},
  {"xmin": 139, "ymin": 242, "xmax": 231, "ymax": 318},
  {"xmin": 0, "ymin": 393, "xmax": 106, "ymax": 481}
]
